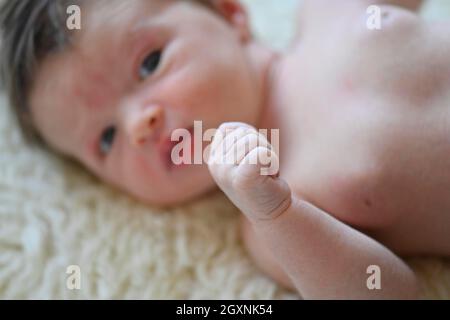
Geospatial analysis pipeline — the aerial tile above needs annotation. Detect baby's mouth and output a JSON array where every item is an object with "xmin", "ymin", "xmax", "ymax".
[
  {"xmin": 160, "ymin": 139, "xmax": 177, "ymax": 171},
  {"xmin": 159, "ymin": 126, "xmax": 195, "ymax": 171}
]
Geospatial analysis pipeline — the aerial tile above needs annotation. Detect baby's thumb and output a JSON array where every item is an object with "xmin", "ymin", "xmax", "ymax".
[
  {"xmin": 222, "ymin": 147, "xmax": 292, "ymax": 222},
  {"xmin": 241, "ymin": 173, "xmax": 292, "ymax": 222}
]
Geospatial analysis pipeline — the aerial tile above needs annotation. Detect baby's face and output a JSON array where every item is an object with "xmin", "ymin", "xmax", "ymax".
[{"xmin": 29, "ymin": 0, "xmax": 263, "ymax": 205}]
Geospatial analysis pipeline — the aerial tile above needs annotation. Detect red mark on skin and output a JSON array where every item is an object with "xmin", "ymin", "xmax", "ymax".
[
  {"xmin": 343, "ymin": 78, "xmax": 355, "ymax": 94},
  {"xmin": 71, "ymin": 66, "xmax": 115, "ymax": 111},
  {"xmin": 85, "ymin": 73, "xmax": 112, "ymax": 110}
]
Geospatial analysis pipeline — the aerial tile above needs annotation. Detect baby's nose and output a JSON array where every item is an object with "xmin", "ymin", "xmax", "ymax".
[{"xmin": 126, "ymin": 105, "xmax": 164, "ymax": 147}]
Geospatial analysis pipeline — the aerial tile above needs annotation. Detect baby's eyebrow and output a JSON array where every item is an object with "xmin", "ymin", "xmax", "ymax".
[
  {"xmin": 126, "ymin": 22, "xmax": 161, "ymax": 50},
  {"xmin": 127, "ymin": 2, "xmax": 165, "ymax": 35},
  {"xmin": 129, "ymin": 20, "xmax": 150, "ymax": 35}
]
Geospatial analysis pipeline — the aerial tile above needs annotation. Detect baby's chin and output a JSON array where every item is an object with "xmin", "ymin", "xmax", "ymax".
[{"xmin": 130, "ymin": 169, "xmax": 218, "ymax": 208}]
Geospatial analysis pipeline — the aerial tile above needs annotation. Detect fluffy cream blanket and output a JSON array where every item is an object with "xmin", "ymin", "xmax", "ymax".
[{"xmin": 0, "ymin": 0, "xmax": 449, "ymax": 299}]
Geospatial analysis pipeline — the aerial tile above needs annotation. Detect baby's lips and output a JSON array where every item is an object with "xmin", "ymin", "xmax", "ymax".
[
  {"xmin": 158, "ymin": 136, "xmax": 178, "ymax": 170},
  {"xmin": 159, "ymin": 126, "xmax": 196, "ymax": 169}
]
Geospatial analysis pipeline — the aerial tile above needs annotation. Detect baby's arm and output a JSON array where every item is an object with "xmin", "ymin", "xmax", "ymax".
[
  {"xmin": 246, "ymin": 198, "xmax": 419, "ymax": 299},
  {"xmin": 208, "ymin": 123, "xmax": 419, "ymax": 299}
]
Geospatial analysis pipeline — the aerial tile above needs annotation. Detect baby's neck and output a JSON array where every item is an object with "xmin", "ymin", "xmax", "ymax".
[{"xmin": 244, "ymin": 40, "xmax": 283, "ymax": 132}]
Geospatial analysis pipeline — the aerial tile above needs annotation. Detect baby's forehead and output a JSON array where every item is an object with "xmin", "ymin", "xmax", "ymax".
[
  {"xmin": 75, "ymin": 0, "xmax": 169, "ymax": 57},
  {"xmin": 29, "ymin": 44, "xmax": 119, "ymax": 157},
  {"xmin": 31, "ymin": 2, "xmax": 151, "ymax": 121},
  {"xmin": 82, "ymin": 0, "xmax": 167, "ymax": 29},
  {"xmin": 29, "ymin": 59, "xmax": 87, "ymax": 154}
]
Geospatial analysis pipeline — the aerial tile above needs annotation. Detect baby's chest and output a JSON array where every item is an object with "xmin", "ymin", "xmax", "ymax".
[
  {"xmin": 280, "ymin": 10, "xmax": 450, "ymax": 253},
  {"xmin": 283, "ymin": 86, "xmax": 450, "ymax": 230}
]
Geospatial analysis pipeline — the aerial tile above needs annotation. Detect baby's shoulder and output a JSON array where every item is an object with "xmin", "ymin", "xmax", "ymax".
[
  {"xmin": 348, "ymin": 5, "xmax": 422, "ymax": 47},
  {"xmin": 293, "ymin": 3, "xmax": 423, "ymax": 73}
]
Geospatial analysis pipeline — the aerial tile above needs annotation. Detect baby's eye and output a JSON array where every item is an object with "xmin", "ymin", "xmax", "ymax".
[
  {"xmin": 100, "ymin": 126, "xmax": 116, "ymax": 155},
  {"xmin": 139, "ymin": 50, "xmax": 162, "ymax": 80}
]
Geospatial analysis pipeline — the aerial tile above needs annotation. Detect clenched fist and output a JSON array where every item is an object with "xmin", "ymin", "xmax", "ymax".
[{"xmin": 208, "ymin": 122, "xmax": 292, "ymax": 222}]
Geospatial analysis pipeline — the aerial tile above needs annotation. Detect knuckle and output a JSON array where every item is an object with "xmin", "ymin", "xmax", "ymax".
[
  {"xmin": 232, "ymin": 165, "xmax": 260, "ymax": 191},
  {"xmin": 231, "ymin": 176, "xmax": 251, "ymax": 191},
  {"xmin": 211, "ymin": 163, "xmax": 233, "ymax": 183}
]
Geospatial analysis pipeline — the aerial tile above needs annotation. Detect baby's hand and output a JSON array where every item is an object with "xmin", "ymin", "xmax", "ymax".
[{"xmin": 208, "ymin": 123, "xmax": 292, "ymax": 222}]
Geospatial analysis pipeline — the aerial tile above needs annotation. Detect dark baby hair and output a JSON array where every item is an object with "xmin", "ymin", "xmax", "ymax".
[{"xmin": 0, "ymin": 0, "xmax": 82, "ymax": 146}]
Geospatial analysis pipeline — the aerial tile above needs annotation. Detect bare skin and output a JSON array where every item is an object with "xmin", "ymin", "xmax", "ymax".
[
  {"xmin": 29, "ymin": 0, "xmax": 450, "ymax": 299},
  {"xmin": 215, "ymin": 0, "xmax": 450, "ymax": 298}
]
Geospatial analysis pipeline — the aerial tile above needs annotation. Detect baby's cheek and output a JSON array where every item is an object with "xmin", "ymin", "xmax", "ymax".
[
  {"xmin": 131, "ymin": 153, "xmax": 158, "ymax": 180},
  {"xmin": 174, "ymin": 64, "xmax": 214, "ymax": 102},
  {"xmin": 119, "ymin": 152, "xmax": 157, "ymax": 195}
]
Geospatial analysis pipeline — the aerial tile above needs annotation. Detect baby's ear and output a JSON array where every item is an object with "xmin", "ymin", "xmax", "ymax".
[{"xmin": 210, "ymin": 0, "xmax": 251, "ymax": 42}]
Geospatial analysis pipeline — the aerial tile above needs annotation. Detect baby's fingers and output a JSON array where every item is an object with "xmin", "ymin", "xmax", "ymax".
[{"xmin": 209, "ymin": 122, "xmax": 256, "ymax": 163}]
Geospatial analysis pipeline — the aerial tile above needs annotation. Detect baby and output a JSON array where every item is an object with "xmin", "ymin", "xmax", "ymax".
[{"xmin": 1, "ymin": 0, "xmax": 450, "ymax": 299}]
